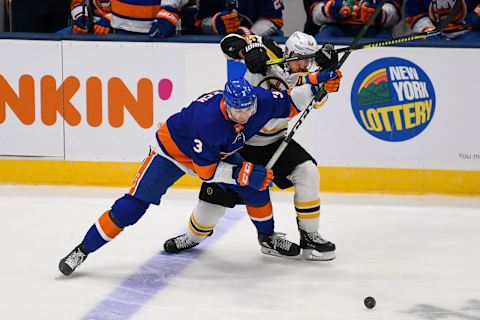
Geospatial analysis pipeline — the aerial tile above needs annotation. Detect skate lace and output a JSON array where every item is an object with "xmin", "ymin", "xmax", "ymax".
[
  {"xmin": 65, "ymin": 250, "xmax": 85, "ymax": 268},
  {"xmin": 271, "ymin": 232, "xmax": 292, "ymax": 250},
  {"xmin": 308, "ymin": 232, "xmax": 327, "ymax": 244},
  {"xmin": 174, "ymin": 234, "xmax": 197, "ymax": 249}
]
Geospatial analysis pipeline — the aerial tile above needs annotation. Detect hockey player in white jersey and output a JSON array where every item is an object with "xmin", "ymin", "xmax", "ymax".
[{"xmin": 164, "ymin": 31, "xmax": 341, "ymax": 260}]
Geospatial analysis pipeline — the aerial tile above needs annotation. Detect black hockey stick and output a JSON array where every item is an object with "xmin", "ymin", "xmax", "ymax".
[
  {"xmin": 267, "ymin": 0, "xmax": 463, "ymax": 66},
  {"xmin": 85, "ymin": 0, "xmax": 94, "ymax": 33},
  {"xmin": 265, "ymin": 32, "xmax": 431, "ymax": 65},
  {"xmin": 265, "ymin": 0, "xmax": 389, "ymax": 169}
]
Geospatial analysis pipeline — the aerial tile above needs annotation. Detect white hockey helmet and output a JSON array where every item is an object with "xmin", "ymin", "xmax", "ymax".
[{"xmin": 285, "ymin": 31, "xmax": 318, "ymax": 57}]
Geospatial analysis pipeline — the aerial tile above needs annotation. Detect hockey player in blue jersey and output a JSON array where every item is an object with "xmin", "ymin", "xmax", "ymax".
[
  {"xmin": 58, "ymin": 72, "xmax": 339, "ymax": 276},
  {"xmin": 163, "ymin": 32, "xmax": 341, "ymax": 261}
]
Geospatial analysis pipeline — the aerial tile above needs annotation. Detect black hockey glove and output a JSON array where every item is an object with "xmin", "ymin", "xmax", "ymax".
[
  {"xmin": 315, "ymin": 43, "xmax": 338, "ymax": 69},
  {"xmin": 243, "ymin": 42, "xmax": 268, "ymax": 76}
]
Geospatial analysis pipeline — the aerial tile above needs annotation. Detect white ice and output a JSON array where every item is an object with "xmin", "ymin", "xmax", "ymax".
[{"xmin": 1, "ymin": 185, "xmax": 480, "ymax": 320}]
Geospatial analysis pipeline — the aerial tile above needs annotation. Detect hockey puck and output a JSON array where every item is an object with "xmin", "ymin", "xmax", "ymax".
[{"xmin": 364, "ymin": 296, "xmax": 376, "ymax": 309}]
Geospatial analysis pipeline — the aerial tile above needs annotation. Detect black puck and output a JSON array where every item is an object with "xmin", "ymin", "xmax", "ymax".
[{"xmin": 364, "ymin": 296, "xmax": 376, "ymax": 309}]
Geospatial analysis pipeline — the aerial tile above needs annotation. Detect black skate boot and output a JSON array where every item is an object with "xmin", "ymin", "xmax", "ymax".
[
  {"xmin": 59, "ymin": 244, "xmax": 89, "ymax": 276},
  {"xmin": 257, "ymin": 232, "xmax": 301, "ymax": 258},
  {"xmin": 298, "ymin": 228, "xmax": 336, "ymax": 261},
  {"xmin": 164, "ymin": 233, "xmax": 200, "ymax": 253}
]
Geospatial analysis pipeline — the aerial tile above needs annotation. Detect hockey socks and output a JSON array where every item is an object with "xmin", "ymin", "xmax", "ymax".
[{"xmin": 246, "ymin": 201, "xmax": 274, "ymax": 235}]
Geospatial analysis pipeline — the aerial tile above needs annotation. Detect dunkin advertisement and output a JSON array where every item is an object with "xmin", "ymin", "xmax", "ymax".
[{"xmin": 0, "ymin": 40, "xmax": 479, "ymax": 171}]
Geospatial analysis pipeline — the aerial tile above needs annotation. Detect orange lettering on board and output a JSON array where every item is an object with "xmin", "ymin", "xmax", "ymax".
[
  {"xmin": 86, "ymin": 77, "xmax": 102, "ymax": 127},
  {"xmin": 108, "ymin": 77, "xmax": 153, "ymax": 129},
  {"xmin": 0, "ymin": 75, "xmax": 35, "ymax": 125},
  {"xmin": 41, "ymin": 75, "xmax": 81, "ymax": 126}
]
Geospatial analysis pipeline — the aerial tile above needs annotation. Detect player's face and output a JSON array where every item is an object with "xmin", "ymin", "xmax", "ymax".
[
  {"xmin": 287, "ymin": 53, "xmax": 312, "ymax": 73},
  {"xmin": 227, "ymin": 103, "xmax": 257, "ymax": 124}
]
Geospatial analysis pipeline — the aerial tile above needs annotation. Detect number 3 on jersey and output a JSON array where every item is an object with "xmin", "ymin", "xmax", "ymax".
[
  {"xmin": 272, "ymin": 91, "xmax": 284, "ymax": 98},
  {"xmin": 193, "ymin": 139, "xmax": 203, "ymax": 153}
]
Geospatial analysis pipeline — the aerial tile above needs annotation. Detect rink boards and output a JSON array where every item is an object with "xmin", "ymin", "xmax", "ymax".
[{"xmin": 0, "ymin": 39, "xmax": 479, "ymax": 194}]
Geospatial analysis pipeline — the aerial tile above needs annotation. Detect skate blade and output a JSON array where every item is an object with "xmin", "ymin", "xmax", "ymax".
[
  {"xmin": 260, "ymin": 247, "xmax": 302, "ymax": 260},
  {"xmin": 302, "ymin": 249, "xmax": 336, "ymax": 261}
]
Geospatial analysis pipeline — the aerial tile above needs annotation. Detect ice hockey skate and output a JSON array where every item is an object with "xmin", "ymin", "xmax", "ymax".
[
  {"xmin": 58, "ymin": 244, "xmax": 89, "ymax": 276},
  {"xmin": 164, "ymin": 233, "xmax": 200, "ymax": 253},
  {"xmin": 257, "ymin": 232, "xmax": 301, "ymax": 258},
  {"xmin": 298, "ymin": 227, "xmax": 336, "ymax": 261}
]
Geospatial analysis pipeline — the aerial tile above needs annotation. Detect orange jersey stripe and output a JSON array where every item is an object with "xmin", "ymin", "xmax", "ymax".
[
  {"xmin": 261, "ymin": 17, "xmax": 284, "ymax": 28},
  {"xmin": 71, "ymin": 0, "xmax": 83, "ymax": 9},
  {"xmin": 157, "ymin": 123, "xmax": 194, "ymax": 170},
  {"xmin": 288, "ymin": 104, "xmax": 300, "ymax": 118},
  {"xmin": 193, "ymin": 162, "xmax": 218, "ymax": 181},
  {"xmin": 98, "ymin": 210, "xmax": 123, "ymax": 239},
  {"xmin": 111, "ymin": 0, "xmax": 160, "ymax": 19},
  {"xmin": 405, "ymin": 13, "xmax": 427, "ymax": 28},
  {"xmin": 220, "ymin": 99, "xmax": 230, "ymax": 120},
  {"xmin": 286, "ymin": 88, "xmax": 301, "ymax": 118},
  {"xmin": 247, "ymin": 201, "xmax": 273, "ymax": 219},
  {"xmin": 128, "ymin": 151, "xmax": 155, "ymax": 195}
]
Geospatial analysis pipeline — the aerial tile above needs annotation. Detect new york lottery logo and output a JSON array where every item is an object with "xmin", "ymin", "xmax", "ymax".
[{"xmin": 351, "ymin": 57, "xmax": 436, "ymax": 142}]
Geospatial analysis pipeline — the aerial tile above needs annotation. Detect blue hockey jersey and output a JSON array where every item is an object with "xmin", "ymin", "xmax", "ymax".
[{"xmin": 155, "ymin": 87, "xmax": 299, "ymax": 181}]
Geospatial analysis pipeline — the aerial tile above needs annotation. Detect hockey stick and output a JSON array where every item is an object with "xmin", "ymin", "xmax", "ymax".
[
  {"xmin": 266, "ymin": 31, "xmax": 439, "ymax": 65},
  {"xmin": 85, "ymin": 0, "xmax": 94, "ymax": 33},
  {"xmin": 266, "ymin": 0, "xmax": 463, "ymax": 66},
  {"xmin": 265, "ymin": 0, "xmax": 389, "ymax": 169}
]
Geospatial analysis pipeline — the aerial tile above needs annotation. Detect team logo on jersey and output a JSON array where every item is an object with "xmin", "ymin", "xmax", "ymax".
[
  {"xmin": 258, "ymin": 76, "xmax": 289, "ymax": 92},
  {"xmin": 351, "ymin": 57, "xmax": 436, "ymax": 142}
]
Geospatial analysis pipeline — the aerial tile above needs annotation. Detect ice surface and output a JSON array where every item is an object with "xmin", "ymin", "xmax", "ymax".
[{"xmin": 1, "ymin": 185, "xmax": 479, "ymax": 320}]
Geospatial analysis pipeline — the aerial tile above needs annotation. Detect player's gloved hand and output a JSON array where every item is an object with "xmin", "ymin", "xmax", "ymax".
[
  {"xmin": 324, "ymin": 0, "xmax": 351, "ymax": 19},
  {"xmin": 358, "ymin": 2, "xmax": 377, "ymax": 24},
  {"xmin": 93, "ymin": 14, "xmax": 112, "ymax": 34},
  {"xmin": 315, "ymin": 43, "xmax": 338, "ymax": 69},
  {"xmin": 73, "ymin": 16, "xmax": 92, "ymax": 33},
  {"xmin": 233, "ymin": 161, "xmax": 274, "ymax": 191},
  {"xmin": 243, "ymin": 42, "xmax": 268, "ymax": 76},
  {"xmin": 324, "ymin": 70, "xmax": 343, "ymax": 92},
  {"xmin": 306, "ymin": 68, "xmax": 339, "ymax": 85},
  {"xmin": 212, "ymin": 10, "xmax": 241, "ymax": 35},
  {"xmin": 149, "ymin": 6, "xmax": 179, "ymax": 38}
]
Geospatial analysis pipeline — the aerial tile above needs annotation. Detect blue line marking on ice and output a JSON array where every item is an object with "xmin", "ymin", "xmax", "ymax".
[{"xmin": 82, "ymin": 209, "xmax": 244, "ymax": 320}]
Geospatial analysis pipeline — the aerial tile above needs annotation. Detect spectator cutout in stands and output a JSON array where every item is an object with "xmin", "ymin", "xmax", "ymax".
[
  {"xmin": 405, "ymin": 0, "xmax": 480, "ymax": 41},
  {"xmin": 196, "ymin": 0, "xmax": 285, "ymax": 37},
  {"xmin": 60, "ymin": 0, "xmax": 197, "ymax": 37},
  {"xmin": 70, "ymin": 0, "xmax": 112, "ymax": 34},
  {"xmin": 306, "ymin": 0, "xmax": 402, "ymax": 39}
]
